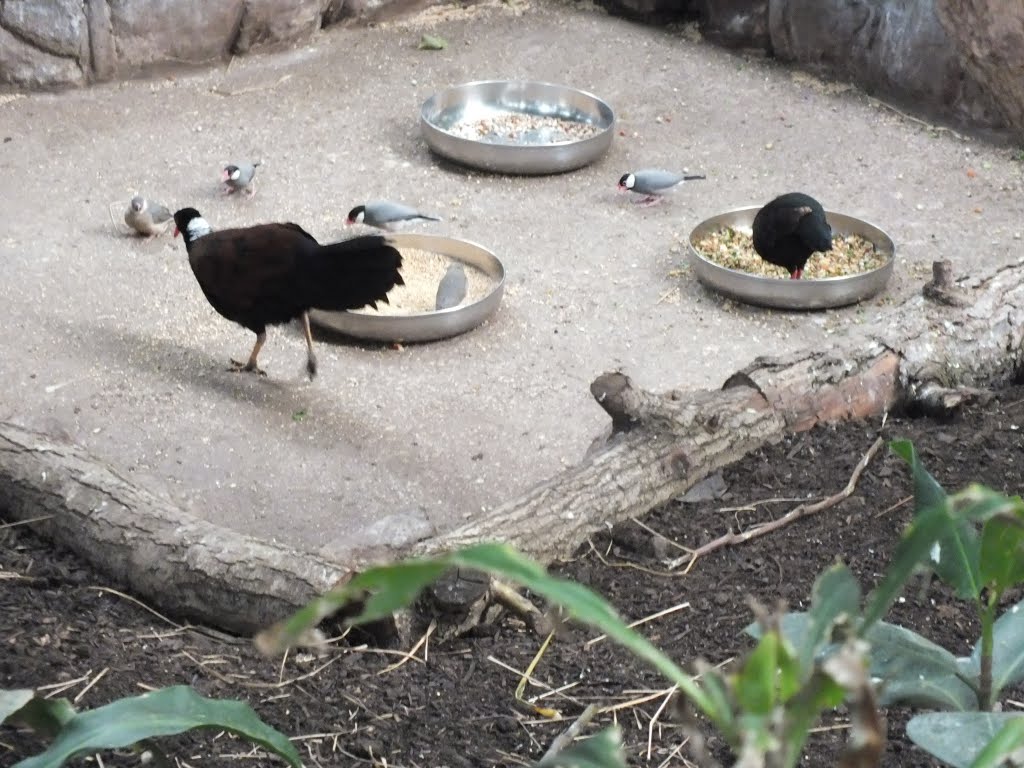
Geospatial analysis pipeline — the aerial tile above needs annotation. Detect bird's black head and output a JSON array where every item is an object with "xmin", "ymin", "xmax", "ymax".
[
  {"xmin": 617, "ymin": 172, "xmax": 635, "ymax": 191},
  {"xmin": 173, "ymin": 207, "xmax": 210, "ymax": 246},
  {"xmin": 345, "ymin": 205, "xmax": 365, "ymax": 226},
  {"xmin": 222, "ymin": 165, "xmax": 239, "ymax": 182}
]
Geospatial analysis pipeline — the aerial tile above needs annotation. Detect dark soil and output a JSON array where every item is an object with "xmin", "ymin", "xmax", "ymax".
[{"xmin": 4, "ymin": 386, "xmax": 1024, "ymax": 768}]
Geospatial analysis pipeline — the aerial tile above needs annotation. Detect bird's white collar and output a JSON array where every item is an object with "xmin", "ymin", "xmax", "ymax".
[{"xmin": 187, "ymin": 217, "xmax": 212, "ymax": 240}]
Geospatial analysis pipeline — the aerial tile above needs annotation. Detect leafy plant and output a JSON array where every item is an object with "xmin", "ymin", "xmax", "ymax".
[
  {"xmin": 1, "ymin": 686, "xmax": 302, "ymax": 768},
  {"xmin": 758, "ymin": 440, "xmax": 1024, "ymax": 768},
  {"xmin": 257, "ymin": 535, "xmax": 945, "ymax": 767}
]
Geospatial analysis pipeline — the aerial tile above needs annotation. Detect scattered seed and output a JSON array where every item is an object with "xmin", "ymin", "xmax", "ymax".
[{"xmin": 693, "ymin": 227, "xmax": 886, "ymax": 279}]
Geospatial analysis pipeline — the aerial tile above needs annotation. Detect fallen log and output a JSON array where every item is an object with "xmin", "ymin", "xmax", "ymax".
[
  {"xmin": 416, "ymin": 259, "xmax": 1024, "ymax": 560},
  {"xmin": 0, "ymin": 423, "xmax": 350, "ymax": 636},
  {"xmin": 1, "ymin": 260, "xmax": 1021, "ymax": 637}
]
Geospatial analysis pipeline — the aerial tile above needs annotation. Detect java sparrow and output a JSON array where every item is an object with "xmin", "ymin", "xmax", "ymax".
[
  {"xmin": 617, "ymin": 169, "xmax": 706, "ymax": 205},
  {"xmin": 124, "ymin": 195, "xmax": 173, "ymax": 238},
  {"xmin": 345, "ymin": 200, "xmax": 442, "ymax": 231},
  {"xmin": 222, "ymin": 161, "xmax": 261, "ymax": 197},
  {"xmin": 435, "ymin": 263, "xmax": 468, "ymax": 310}
]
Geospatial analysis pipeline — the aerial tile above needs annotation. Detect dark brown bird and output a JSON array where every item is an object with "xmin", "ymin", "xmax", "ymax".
[
  {"xmin": 751, "ymin": 192, "xmax": 833, "ymax": 279},
  {"xmin": 172, "ymin": 207, "xmax": 403, "ymax": 379}
]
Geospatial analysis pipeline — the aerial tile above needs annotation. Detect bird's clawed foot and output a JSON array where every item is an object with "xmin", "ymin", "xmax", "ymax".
[
  {"xmin": 228, "ymin": 358, "xmax": 267, "ymax": 376},
  {"xmin": 635, "ymin": 196, "xmax": 662, "ymax": 207},
  {"xmin": 222, "ymin": 185, "xmax": 236, "ymax": 196}
]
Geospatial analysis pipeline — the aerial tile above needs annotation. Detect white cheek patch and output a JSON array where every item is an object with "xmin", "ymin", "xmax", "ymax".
[
  {"xmin": 356, "ymin": 211, "xmax": 365, "ymax": 223},
  {"xmin": 230, "ymin": 169, "xmax": 241, "ymax": 181},
  {"xmin": 187, "ymin": 217, "xmax": 212, "ymax": 240}
]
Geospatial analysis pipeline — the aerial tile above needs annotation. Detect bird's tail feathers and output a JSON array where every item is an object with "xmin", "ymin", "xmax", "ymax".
[
  {"xmin": 684, "ymin": 174, "xmax": 707, "ymax": 181},
  {"xmin": 302, "ymin": 235, "xmax": 404, "ymax": 312}
]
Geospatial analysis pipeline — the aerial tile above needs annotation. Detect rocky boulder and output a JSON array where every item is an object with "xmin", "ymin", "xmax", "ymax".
[
  {"xmin": 934, "ymin": 0, "xmax": 1024, "ymax": 139},
  {"xmin": 0, "ymin": 0, "xmax": 379, "ymax": 89},
  {"xmin": 768, "ymin": 0, "xmax": 1001, "ymax": 129}
]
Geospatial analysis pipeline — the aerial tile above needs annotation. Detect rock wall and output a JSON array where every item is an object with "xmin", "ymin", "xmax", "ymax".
[
  {"xmin": 1, "ymin": 0, "xmax": 1022, "ymax": 140},
  {"xmin": 934, "ymin": 0, "xmax": 1024, "ymax": 140},
  {"xmin": 595, "ymin": 0, "xmax": 1023, "ymax": 138},
  {"xmin": 0, "ymin": 0, "xmax": 355, "ymax": 89}
]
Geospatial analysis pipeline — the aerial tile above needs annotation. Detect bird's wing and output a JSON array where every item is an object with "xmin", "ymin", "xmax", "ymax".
[
  {"xmin": 639, "ymin": 170, "xmax": 684, "ymax": 188},
  {"xmin": 150, "ymin": 202, "xmax": 173, "ymax": 223},
  {"xmin": 188, "ymin": 225, "xmax": 316, "ymax": 326},
  {"xmin": 774, "ymin": 205, "xmax": 814, "ymax": 235}
]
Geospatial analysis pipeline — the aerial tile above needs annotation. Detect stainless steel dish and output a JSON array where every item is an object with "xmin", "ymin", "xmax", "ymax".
[
  {"xmin": 420, "ymin": 80, "xmax": 615, "ymax": 175},
  {"xmin": 687, "ymin": 207, "xmax": 895, "ymax": 310},
  {"xmin": 310, "ymin": 233, "xmax": 505, "ymax": 343}
]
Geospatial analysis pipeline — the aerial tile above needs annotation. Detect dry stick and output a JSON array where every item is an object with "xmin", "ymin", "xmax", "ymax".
[
  {"xmin": 657, "ymin": 738, "xmax": 692, "ymax": 768},
  {"xmin": 648, "ymin": 686, "xmax": 678, "ymax": 761},
  {"xmin": 668, "ymin": 437, "xmax": 885, "ymax": 573},
  {"xmin": 584, "ymin": 602, "xmax": 691, "ymax": 649},
  {"xmin": 491, "ymin": 579, "xmax": 548, "ymax": 630},
  {"xmin": 630, "ymin": 517, "xmax": 693, "ymax": 556},
  {"xmin": 378, "ymin": 620, "xmax": 436, "ymax": 675},
  {"xmin": 39, "ymin": 671, "xmax": 92, "ymax": 698},
  {"xmin": 873, "ymin": 495, "xmax": 913, "ymax": 518},
  {"xmin": 0, "ymin": 514, "xmax": 53, "ymax": 529},
  {"xmin": 89, "ymin": 586, "xmax": 182, "ymax": 629},
  {"xmin": 73, "ymin": 667, "xmax": 109, "ymax": 704},
  {"xmin": 540, "ymin": 703, "xmax": 599, "ymax": 764},
  {"xmin": 716, "ymin": 497, "xmax": 810, "ymax": 514}
]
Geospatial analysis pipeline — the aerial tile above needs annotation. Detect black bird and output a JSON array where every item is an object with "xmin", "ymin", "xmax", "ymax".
[
  {"xmin": 751, "ymin": 192, "xmax": 833, "ymax": 279},
  {"xmin": 172, "ymin": 207, "xmax": 403, "ymax": 379}
]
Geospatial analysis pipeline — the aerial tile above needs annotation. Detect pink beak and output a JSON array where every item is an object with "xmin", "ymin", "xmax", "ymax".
[{"xmin": 221, "ymin": 170, "xmax": 230, "ymax": 182}]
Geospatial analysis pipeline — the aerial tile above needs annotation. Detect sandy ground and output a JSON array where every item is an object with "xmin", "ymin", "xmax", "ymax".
[{"xmin": 0, "ymin": 0, "xmax": 1021, "ymax": 563}]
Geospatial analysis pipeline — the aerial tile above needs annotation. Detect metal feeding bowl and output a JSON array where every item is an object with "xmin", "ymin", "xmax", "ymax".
[
  {"xmin": 309, "ymin": 233, "xmax": 505, "ymax": 344},
  {"xmin": 420, "ymin": 80, "xmax": 615, "ymax": 175},
  {"xmin": 687, "ymin": 207, "xmax": 895, "ymax": 310}
]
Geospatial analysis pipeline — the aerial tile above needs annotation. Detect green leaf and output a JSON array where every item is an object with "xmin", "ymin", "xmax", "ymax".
[
  {"xmin": 418, "ymin": 33, "xmax": 448, "ymax": 50},
  {"xmin": 890, "ymin": 440, "xmax": 981, "ymax": 599},
  {"xmin": 980, "ymin": 512, "xmax": 1024, "ymax": 592},
  {"xmin": 969, "ymin": 597, "xmax": 1024, "ymax": 694},
  {"xmin": 906, "ymin": 712, "xmax": 1024, "ymax": 768},
  {"xmin": 12, "ymin": 686, "xmax": 302, "ymax": 768},
  {"xmin": 868, "ymin": 622, "xmax": 978, "ymax": 710},
  {"xmin": 860, "ymin": 502, "xmax": 956, "ymax": 632},
  {"xmin": 968, "ymin": 715, "xmax": 1024, "ymax": 768},
  {"xmin": 1, "ymin": 691, "xmax": 76, "ymax": 739},
  {"xmin": 535, "ymin": 727, "xmax": 626, "ymax": 768},
  {"xmin": 800, "ymin": 563, "xmax": 861, "ymax": 670},
  {"xmin": 258, "ymin": 544, "xmax": 729, "ymax": 738},
  {"xmin": 1, "ymin": 689, "xmax": 35, "ymax": 724},
  {"xmin": 734, "ymin": 632, "xmax": 785, "ymax": 715}
]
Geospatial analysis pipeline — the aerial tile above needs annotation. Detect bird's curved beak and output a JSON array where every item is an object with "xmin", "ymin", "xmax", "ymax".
[
  {"xmin": 173, "ymin": 227, "xmax": 180, "ymax": 238},
  {"xmin": 221, "ymin": 170, "xmax": 230, "ymax": 181},
  {"xmin": 344, "ymin": 218, "xmax": 353, "ymax": 227}
]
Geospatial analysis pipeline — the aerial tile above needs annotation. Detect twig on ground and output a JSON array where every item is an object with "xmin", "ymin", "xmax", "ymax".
[
  {"xmin": 486, "ymin": 656, "xmax": 583, "ymax": 708},
  {"xmin": 0, "ymin": 514, "xmax": 54, "ymax": 529},
  {"xmin": 378, "ymin": 620, "xmax": 435, "ymax": 675},
  {"xmin": 586, "ymin": 539, "xmax": 683, "ymax": 578},
  {"xmin": 38, "ymin": 670, "xmax": 92, "ymax": 698},
  {"xmin": 491, "ymin": 579, "xmax": 551, "ymax": 635},
  {"xmin": 657, "ymin": 738, "xmax": 693, "ymax": 768},
  {"xmin": 600, "ymin": 686, "xmax": 675, "ymax": 715},
  {"xmin": 648, "ymin": 686, "xmax": 678, "ymax": 760},
  {"xmin": 211, "ymin": 74, "xmax": 292, "ymax": 97},
  {"xmin": 630, "ymin": 517, "xmax": 692, "ymax": 556},
  {"xmin": 182, "ymin": 649, "xmax": 340, "ymax": 690},
  {"xmin": 584, "ymin": 601, "xmax": 691, "ymax": 649},
  {"xmin": 873, "ymin": 495, "xmax": 913, "ymax": 518},
  {"xmin": 88, "ymin": 586, "xmax": 181, "ymax": 628},
  {"xmin": 667, "ymin": 437, "xmax": 885, "ymax": 572},
  {"xmin": 73, "ymin": 667, "xmax": 109, "ymax": 704},
  {"xmin": 540, "ymin": 703, "xmax": 598, "ymax": 763},
  {"xmin": 716, "ymin": 497, "xmax": 809, "ymax": 514}
]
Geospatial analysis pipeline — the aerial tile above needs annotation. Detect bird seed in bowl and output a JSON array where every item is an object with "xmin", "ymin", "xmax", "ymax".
[
  {"xmin": 351, "ymin": 248, "xmax": 494, "ymax": 315},
  {"xmin": 694, "ymin": 227, "xmax": 886, "ymax": 279},
  {"xmin": 448, "ymin": 111, "xmax": 601, "ymax": 146}
]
